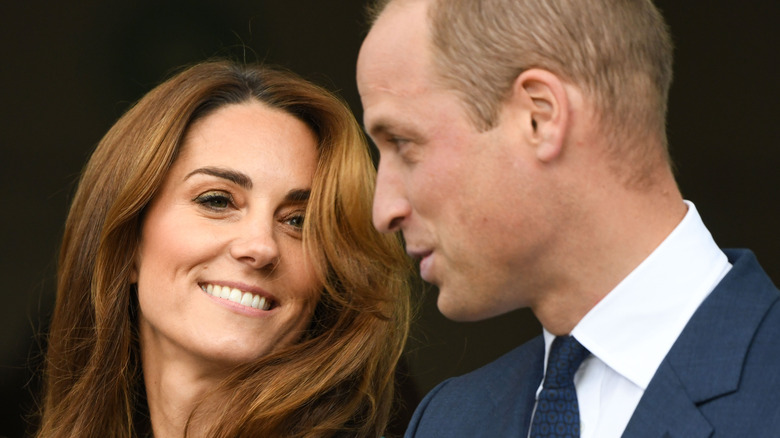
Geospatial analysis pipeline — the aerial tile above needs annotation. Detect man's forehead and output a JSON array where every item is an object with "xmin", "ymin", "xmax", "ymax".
[
  {"xmin": 358, "ymin": 2, "xmax": 435, "ymax": 90},
  {"xmin": 362, "ymin": 0, "xmax": 430, "ymax": 60}
]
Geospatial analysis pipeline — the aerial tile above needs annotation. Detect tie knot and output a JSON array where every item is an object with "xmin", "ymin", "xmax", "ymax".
[{"xmin": 544, "ymin": 335, "xmax": 589, "ymax": 389}]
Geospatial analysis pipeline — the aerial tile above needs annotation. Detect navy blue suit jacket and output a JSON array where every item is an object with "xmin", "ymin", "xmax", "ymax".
[{"xmin": 405, "ymin": 249, "xmax": 780, "ymax": 437}]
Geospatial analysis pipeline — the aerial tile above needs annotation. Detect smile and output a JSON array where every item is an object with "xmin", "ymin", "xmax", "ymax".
[{"xmin": 200, "ymin": 283, "xmax": 273, "ymax": 310}]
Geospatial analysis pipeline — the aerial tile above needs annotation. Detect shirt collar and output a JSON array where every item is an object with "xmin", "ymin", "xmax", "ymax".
[{"xmin": 556, "ymin": 201, "xmax": 732, "ymax": 389}]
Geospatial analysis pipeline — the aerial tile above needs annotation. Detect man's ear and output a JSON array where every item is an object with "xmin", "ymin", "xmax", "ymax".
[{"xmin": 508, "ymin": 68, "xmax": 570, "ymax": 163}]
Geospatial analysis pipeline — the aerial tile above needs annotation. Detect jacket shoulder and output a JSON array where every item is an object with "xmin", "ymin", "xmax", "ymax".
[{"xmin": 405, "ymin": 336, "xmax": 544, "ymax": 437}]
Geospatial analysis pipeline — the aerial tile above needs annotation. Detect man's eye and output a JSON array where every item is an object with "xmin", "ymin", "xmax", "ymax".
[
  {"xmin": 194, "ymin": 191, "xmax": 233, "ymax": 210},
  {"xmin": 386, "ymin": 135, "xmax": 419, "ymax": 164},
  {"xmin": 389, "ymin": 136, "xmax": 409, "ymax": 147}
]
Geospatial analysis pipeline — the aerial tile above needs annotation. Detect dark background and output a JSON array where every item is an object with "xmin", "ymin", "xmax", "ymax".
[{"xmin": 1, "ymin": 1, "xmax": 777, "ymax": 436}]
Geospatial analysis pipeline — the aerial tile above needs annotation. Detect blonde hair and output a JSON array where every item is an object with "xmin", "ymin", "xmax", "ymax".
[
  {"xmin": 370, "ymin": 0, "xmax": 674, "ymax": 181},
  {"xmin": 37, "ymin": 61, "xmax": 411, "ymax": 437}
]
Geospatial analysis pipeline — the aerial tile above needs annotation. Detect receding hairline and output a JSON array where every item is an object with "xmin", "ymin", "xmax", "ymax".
[
  {"xmin": 365, "ymin": 0, "xmax": 675, "ymax": 188},
  {"xmin": 366, "ymin": 0, "xmax": 434, "ymax": 26}
]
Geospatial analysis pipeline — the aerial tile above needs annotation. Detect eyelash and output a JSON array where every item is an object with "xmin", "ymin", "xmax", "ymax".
[
  {"xmin": 193, "ymin": 190, "xmax": 306, "ymax": 232},
  {"xmin": 193, "ymin": 191, "xmax": 234, "ymax": 211},
  {"xmin": 385, "ymin": 135, "xmax": 419, "ymax": 164},
  {"xmin": 283, "ymin": 212, "xmax": 305, "ymax": 229},
  {"xmin": 388, "ymin": 136, "xmax": 409, "ymax": 147}
]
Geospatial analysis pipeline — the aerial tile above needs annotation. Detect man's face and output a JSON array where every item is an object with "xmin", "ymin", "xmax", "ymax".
[{"xmin": 357, "ymin": 1, "xmax": 563, "ymax": 321}]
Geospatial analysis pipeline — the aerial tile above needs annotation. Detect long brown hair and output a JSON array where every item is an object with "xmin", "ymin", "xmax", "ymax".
[{"xmin": 37, "ymin": 61, "xmax": 411, "ymax": 437}]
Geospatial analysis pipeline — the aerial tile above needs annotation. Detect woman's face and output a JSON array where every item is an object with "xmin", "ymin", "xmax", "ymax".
[{"xmin": 133, "ymin": 101, "xmax": 320, "ymax": 368}]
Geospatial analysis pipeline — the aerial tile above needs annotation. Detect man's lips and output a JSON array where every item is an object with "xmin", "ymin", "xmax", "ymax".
[
  {"xmin": 406, "ymin": 247, "xmax": 432, "ymax": 260},
  {"xmin": 407, "ymin": 249, "xmax": 434, "ymax": 282}
]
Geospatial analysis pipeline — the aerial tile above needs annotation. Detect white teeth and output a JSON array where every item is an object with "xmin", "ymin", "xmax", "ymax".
[
  {"xmin": 201, "ymin": 283, "xmax": 272, "ymax": 311},
  {"xmin": 218, "ymin": 285, "xmax": 230, "ymax": 299}
]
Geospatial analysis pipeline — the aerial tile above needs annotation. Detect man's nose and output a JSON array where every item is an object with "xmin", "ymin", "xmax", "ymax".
[{"xmin": 372, "ymin": 158, "xmax": 411, "ymax": 233}]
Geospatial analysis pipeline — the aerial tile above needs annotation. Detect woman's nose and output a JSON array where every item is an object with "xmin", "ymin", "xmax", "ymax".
[{"xmin": 229, "ymin": 222, "xmax": 280, "ymax": 271}]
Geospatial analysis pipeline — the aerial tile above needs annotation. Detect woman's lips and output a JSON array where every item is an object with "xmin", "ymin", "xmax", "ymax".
[{"xmin": 199, "ymin": 282, "xmax": 275, "ymax": 311}]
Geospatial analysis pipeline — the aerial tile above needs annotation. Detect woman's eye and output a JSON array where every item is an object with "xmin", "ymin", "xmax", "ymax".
[
  {"xmin": 193, "ymin": 191, "xmax": 233, "ymax": 210},
  {"xmin": 284, "ymin": 214, "xmax": 305, "ymax": 229}
]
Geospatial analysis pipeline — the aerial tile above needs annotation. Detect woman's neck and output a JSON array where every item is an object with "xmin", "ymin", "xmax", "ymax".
[{"xmin": 141, "ymin": 335, "xmax": 230, "ymax": 437}]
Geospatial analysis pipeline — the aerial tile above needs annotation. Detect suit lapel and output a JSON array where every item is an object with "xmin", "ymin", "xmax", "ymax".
[
  {"xmin": 621, "ymin": 361, "xmax": 713, "ymax": 438},
  {"xmin": 623, "ymin": 249, "xmax": 779, "ymax": 438},
  {"xmin": 486, "ymin": 335, "xmax": 545, "ymax": 434},
  {"xmin": 516, "ymin": 340, "xmax": 544, "ymax": 434}
]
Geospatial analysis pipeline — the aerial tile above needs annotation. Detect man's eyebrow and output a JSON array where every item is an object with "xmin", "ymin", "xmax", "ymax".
[
  {"xmin": 364, "ymin": 118, "xmax": 394, "ymax": 138},
  {"xmin": 285, "ymin": 189, "xmax": 311, "ymax": 203},
  {"xmin": 365, "ymin": 117, "xmax": 422, "ymax": 142},
  {"xmin": 185, "ymin": 167, "xmax": 252, "ymax": 189}
]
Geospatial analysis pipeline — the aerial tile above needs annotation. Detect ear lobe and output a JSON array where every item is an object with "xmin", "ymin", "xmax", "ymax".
[
  {"xmin": 130, "ymin": 261, "xmax": 138, "ymax": 284},
  {"xmin": 511, "ymin": 69, "xmax": 570, "ymax": 163}
]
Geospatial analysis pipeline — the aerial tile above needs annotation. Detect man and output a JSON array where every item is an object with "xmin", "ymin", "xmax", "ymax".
[{"xmin": 357, "ymin": 0, "xmax": 780, "ymax": 436}]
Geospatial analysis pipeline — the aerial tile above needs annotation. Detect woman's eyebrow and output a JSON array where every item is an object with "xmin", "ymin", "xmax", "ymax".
[
  {"xmin": 185, "ymin": 167, "xmax": 252, "ymax": 189},
  {"xmin": 285, "ymin": 189, "xmax": 311, "ymax": 203}
]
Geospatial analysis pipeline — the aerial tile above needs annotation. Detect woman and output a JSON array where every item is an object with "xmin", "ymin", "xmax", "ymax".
[{"xmin": 36, "ymin": 61, "xmax": 411, "ymax": 437}]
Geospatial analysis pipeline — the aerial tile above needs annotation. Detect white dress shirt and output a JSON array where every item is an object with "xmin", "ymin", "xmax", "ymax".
[{"xmin": 532, "ymin": 201, "xmax": 732, "ymax": 438}]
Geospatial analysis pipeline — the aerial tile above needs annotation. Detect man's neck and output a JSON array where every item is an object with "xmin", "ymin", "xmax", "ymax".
[{"xmin": 532, "ymin": 165, "xmax": 686, "ymax": 335}]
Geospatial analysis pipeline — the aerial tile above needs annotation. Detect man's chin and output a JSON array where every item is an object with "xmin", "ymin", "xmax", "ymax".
[{"xmin": 436, "ymin": 290, "xmax": 500, "ymax": 322}]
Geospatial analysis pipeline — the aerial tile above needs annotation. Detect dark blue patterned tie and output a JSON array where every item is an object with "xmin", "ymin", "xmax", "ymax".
[{"xmin": 529, "ymin": 335, "xmax": 590, "ymax": 438}]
